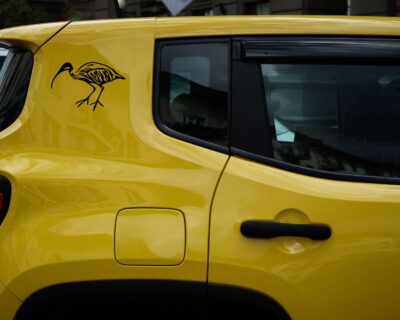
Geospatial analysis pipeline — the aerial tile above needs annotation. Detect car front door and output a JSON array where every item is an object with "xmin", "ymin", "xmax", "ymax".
[{"xmin": 208, "ymin": 37, "xmax": 400, "ymax": 320}]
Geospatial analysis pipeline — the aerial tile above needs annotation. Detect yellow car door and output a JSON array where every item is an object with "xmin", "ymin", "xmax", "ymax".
[{"xmin": 209, "ymin": 37, "xmax": 400, "ymax": 319}]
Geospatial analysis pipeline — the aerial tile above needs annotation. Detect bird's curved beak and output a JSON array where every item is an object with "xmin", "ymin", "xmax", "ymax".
[{"xmin": 51, "ymin": 67, "xmax": 66, "ymax": 89}]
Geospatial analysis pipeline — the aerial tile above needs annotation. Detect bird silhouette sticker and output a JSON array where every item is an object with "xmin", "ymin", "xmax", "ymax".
[{"xmin": 51, "ymin": 62, "xmax": 125, "ymax": 111}]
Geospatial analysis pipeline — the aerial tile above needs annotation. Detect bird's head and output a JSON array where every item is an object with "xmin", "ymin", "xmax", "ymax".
[{"xmin": 51, "ymin": 62, "xmax": 73, "ymax": 88}]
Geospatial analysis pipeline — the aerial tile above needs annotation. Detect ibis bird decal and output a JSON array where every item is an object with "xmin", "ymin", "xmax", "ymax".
[{"xmin": 51, "ymin": 62, "xmax": 125, "ymax": 111}]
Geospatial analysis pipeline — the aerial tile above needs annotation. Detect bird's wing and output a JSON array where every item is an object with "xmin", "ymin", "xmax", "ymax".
[{"xmin": 76, "ymin": 62, "xmax": 125, "ymax": 83}]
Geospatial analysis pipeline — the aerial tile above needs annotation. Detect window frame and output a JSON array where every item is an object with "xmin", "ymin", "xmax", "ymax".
[
  {"xmin": 231, "ymin": 36, "xmax": 400, "ymax": 185},
  {"xmin": 153, "ymin": 38, "xmax": 231, "ymax": 154}
]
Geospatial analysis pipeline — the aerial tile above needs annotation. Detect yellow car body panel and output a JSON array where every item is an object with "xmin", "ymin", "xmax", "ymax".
[
  {"xmin": 0, "ymin": 21, "xmax": 69, "ymax": 52},
  {"xmin": 0, "ymin": 280, "xmax": 21, "ymax": 320},
  {"xmin": 0, "ymin": 18, "xmax": 227, "ymax": 308},
  {"xmin": 210, "ymin": 157, "xmax": 400, "ymax": 319},
  {"xmin": 115, "ymin": 208, "xmax": 186, "ymax": 266},
  {"xmin": 155, "ymin": 15, "xmax": 400, "ymax": 38},
  {"xmin": 0, "ymin": 15, "xmax": 399, "ymax": 319}
]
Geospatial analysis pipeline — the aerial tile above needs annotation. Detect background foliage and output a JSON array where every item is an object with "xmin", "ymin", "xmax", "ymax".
[{"xmin": 0, "ymin": 0, "xmax": 48, "ymax": 29}]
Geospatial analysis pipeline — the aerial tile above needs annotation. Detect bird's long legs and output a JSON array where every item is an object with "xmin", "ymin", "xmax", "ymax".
[
  {"xmin": 75, "ymin": 84, "xmax": 96, "ymax": 107},
  {"xmin": 74, "ymin": 84, "xmax": 105, "ymax": 111},
  {"xmin": 91, "ymin": 85, "xmax": 104, "ymax": 111}
]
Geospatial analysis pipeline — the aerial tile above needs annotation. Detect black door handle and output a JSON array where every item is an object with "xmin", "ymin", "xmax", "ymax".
[{"xmin": 241, "ymin": 220, "xmax": 332, "ymax": 241}]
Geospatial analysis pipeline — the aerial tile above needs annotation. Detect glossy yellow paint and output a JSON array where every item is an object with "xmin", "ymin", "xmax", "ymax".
[
  {"xmin": 0, "ymin": 280, "xmax": 21, "ymax": 319},
  {"xmin": 0, "ymin": 22, "xmax": 69, "ymax": 52},
  {"xmin": 156, "ymin": 15, "xmax": 400, "ymax": 38},
  {"xmin": 0, "ymin": 15, "xmax": 399, "ymax": 319},
  {"xmin": 115, "ymin": 208, "xmax": 185, "ymax": 265},
  {"xmin": 210, "ymin": 156, "xmax": 400, "ymax": 320},
  {"xmin": 0, "ymin": 18, "xmax": 227, "ymax": 313}
]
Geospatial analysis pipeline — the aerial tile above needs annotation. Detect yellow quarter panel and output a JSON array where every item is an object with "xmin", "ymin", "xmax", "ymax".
[
  {"xmin": 115, "ymin": 208, "xmax": 185, "ymax": 265},
  {"xmin": 0, "ymin": 281, "xmax": 20, "ymax": 320},
  {"xmin": 0, "ymin": 18, "xmax": 228, "ymax": 301},
  {"xmin": 0, "ymin": 22, "xmax": 69, "ymax": 52}
]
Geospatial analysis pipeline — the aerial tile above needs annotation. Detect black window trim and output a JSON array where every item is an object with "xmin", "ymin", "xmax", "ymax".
[
  {"xmin": 232, "ymin": 147, "xmax": 400, "ymax": 185},
  {"xmin": 232, "ymin": 36, "xmax": 400, "ymax": 185},
  {"xmin": 0, "ymin": 41, "xmax": 11, "ymax": 49},
  {"xmin": 153, "ymin": 37, "xmax": 231, "ymax": 154},
  {"xmin": 240, "ymin": 37, "xmax": 400, "ymax": 62}
]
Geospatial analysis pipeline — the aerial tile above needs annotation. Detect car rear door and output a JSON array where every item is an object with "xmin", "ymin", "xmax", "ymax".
[{"xmin": 208, "ymin": 37, "xmax": 400, "ymax": 320}]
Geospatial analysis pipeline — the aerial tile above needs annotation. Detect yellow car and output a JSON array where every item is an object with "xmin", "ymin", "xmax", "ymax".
[{"xmin": 1, "ymin": 15, "xmax": 400, "ymax": 319}]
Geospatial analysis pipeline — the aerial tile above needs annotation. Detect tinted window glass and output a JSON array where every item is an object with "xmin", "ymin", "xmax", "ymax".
[
  {"xmin": 0, "ymin": 46, "xmax": 33, "ymax": 131},
  {"xmin": 159, "ymin": 43, "xmax": 229, "ymax": 147},
  {"xmin": 0, "ymin": 47, "xmax": 10, "ymax": 85},
  {"xmin": 262, "ymin": 63, "xmax": 400, "ymax": 178}
]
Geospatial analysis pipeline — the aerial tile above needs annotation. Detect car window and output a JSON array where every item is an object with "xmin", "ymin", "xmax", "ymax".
[
  {"xmin": 0, "ymin": 47, "xmax": 10, "ymax": 82},
  {"xmin": 0, "ymin": 46, "xmax": 33, "ymax": 131},
  {"xmin": 158, "ymin": 42, "xmax": 229, "ymax": 147},
  {"xmin": 261, "ymin": 63, "xmax": 400, "ymax": 178}
]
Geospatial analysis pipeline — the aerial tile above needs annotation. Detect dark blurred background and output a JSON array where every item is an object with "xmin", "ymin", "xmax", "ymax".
[{"xmin": 1, "ymin": 0, "xmax": 400, "ymax": 29}]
